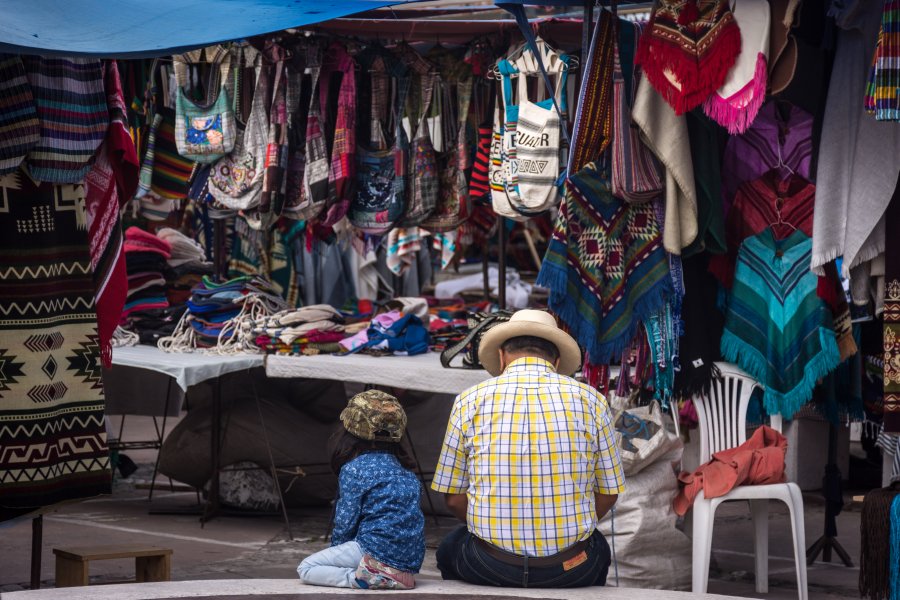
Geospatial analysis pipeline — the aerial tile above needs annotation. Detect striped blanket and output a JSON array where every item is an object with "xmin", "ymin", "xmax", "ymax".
[
  {"xmin": 721, "ymin": 229, "xmax": 840, "ymax": 419},
  {"xmin": 537, "ymin": 162, "xmax": 672, "ymax": 364},
  {"xmin": 865, "ymin": 1, "xmax": 900, "ymax": 121}
]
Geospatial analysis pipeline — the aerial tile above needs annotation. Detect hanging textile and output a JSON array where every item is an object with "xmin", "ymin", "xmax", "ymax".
[
  {"xmin": 0, "ymin": 54, "xmax": 39, "ymax": 176},
  {"xmin": 674, "ymin": 253, "xmax": 724, "ymax": 397},
  {"xmin": 710, "ymin": 171, "xmax": 815, "ymax": 288},
  {"xmin": 864, "ymin": 0, "xmax": 900, "ymax": 121},
  {"xmin": 568, "ymin": 9, "xmax": 615, "ymax": 176},
  {"xmin": 631, "ymin": 75, "xmax": 698, "ymax": 254},
  {"xmin": 22, "ymin": 56, "xmax": 108, "ymax": 184},
  {"xmin": 702, "ymin": 0, "xmax": 770, "ymax": 135},
  {"xmin": 721, "ymin": 229, "xmax": 841, "ymax": 418},
  {"xmin": 860, "ymin": 487, "xmax": 900, "ymax": 600},
  {"xmin": 0, "ymin": 172, "xmax": 110, "ymax": 522},
  {"xmin": 720, "ymin": 100, "xmax": 813, "ymax": 213},
  {"xmin": 635, "ymin": 0, "xmax": 742, "ymax": 116},
  {"xmin": 319, "ymin": 42, "xmax": 356, "ymax": 228},
  {"xmin": 84, "ymin": 61, "xmax": 140, "ymax": 367},
  {"xmin": 884, "ymin": 196, "xmax": 900, "ymax": 433},
  {"xmin": 683, "ymin": 109, "xmax": 726, "ymax": 256},
  {"xmin": 537, "ymin": 162, "xmax": 672, "ymax": 365},
  {"xmin": 812, "ymin": 1, "xmax": 895, "ymax": 277}
]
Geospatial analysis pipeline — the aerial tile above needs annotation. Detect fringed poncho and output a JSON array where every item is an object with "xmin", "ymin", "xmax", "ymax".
[
  {"xmin": 721, "ymin": 229, "xmax": 840, "ymax": 418},
  {"xmin": 537, "ymin": 162, "xmax": 672, "ymax": 364}
]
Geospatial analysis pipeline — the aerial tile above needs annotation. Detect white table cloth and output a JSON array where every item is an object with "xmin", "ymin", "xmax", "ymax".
[
  {"xmin": 111, "ymin": 345, "xmax": 264, "ymax": 392},
  {"xmin": 265, "ymin": 352, "xmax": 491, "ymax": 395}
]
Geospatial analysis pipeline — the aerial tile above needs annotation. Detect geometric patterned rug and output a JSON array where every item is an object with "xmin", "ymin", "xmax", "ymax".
[{"xmin": 0, "ymin": 170, "xmax": 110, "ymax": 522}]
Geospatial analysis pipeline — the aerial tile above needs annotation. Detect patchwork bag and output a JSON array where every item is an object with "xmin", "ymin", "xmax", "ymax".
[
  {"xmin": 610, "ymin": 24, "xmax": 663, "ymax": 204},
  {"xmin": 208, "ymin": 50, "xmax": 267, "ymax": 211},
  {"xmin": 318, "ymin": 42, "xmax": 357, "ymax": 228},
  {"xmin": 421, "ymin": 75, "xmax": 473, "ymax": 232},
  {"xmin": 440, "ymin": 310, "xmax": 513, "ymax": 369},
  {"xmin": 23, "ymin": 56, "xmax": 108, "ymax": 183},
  {"xmin": 0, "ymin": 54, "xmax": 39, "ymax": 176},
  {"xmin": 399, "ymin": 72, "xmax": 439, "ymax": 227},
  {"xmin": 173, "ymin": 46, "xmax": 235, "ymax": 163}
]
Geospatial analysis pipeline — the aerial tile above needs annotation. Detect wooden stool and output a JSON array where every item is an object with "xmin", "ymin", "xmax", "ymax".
[{"xmin": 53, "ymin": 545, "xmax": 172, "ymax": 587}]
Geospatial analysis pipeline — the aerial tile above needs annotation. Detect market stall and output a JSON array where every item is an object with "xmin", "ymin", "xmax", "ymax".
[{"xmin": 1, "ymin": 0, "xmax": 900, "ymax": 595}]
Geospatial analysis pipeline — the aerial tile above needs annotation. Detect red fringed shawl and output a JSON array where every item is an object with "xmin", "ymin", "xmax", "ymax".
[{"xmin": 636, "ymin": 0, "xmax": 742, "ymax": 116}]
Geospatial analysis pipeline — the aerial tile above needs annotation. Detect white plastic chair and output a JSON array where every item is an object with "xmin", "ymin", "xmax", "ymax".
[{"xmin": 690, "ymin": 362, "xmax": 808, "ymax": 600}]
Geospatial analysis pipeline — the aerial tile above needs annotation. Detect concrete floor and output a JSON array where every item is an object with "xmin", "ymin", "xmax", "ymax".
[{"xmin": 0, "ymin": 416, "xmax": 865, "ymax": 600}]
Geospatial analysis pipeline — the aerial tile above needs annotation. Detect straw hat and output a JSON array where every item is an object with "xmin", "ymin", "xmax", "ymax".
[
  {"xmin": 477, "ymin": 309, "xmax": 581, "ymax": 376},
  {"xmin": 768, "ymin": 0, "xmax": 802, "ymax": 94}
]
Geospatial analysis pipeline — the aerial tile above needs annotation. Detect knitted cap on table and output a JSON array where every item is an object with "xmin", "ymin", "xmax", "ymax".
[{"xmin": 124, "ymin": 227, "xmax": 172, "ymax": 259}]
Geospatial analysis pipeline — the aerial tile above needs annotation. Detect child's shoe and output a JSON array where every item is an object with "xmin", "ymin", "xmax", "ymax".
[{"xmin": 355, "ymin": 554, "xmax": 415, "ymax": 590}]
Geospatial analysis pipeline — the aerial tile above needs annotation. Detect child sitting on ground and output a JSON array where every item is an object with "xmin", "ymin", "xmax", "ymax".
[{"xmin": 297, "ymin": 390, "xmax": 425, "ymax": 589}]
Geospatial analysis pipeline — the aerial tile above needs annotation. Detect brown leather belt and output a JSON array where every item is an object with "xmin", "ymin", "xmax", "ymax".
[{"xmin": 473, "ymin": 536, "xmax": 590, "ymax": 567}]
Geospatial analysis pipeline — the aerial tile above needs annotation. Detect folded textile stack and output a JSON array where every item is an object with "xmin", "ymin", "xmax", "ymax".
[
  {"xmin": 157, "ymin": 227, "xmax": 214, "ymax": 306},
  {"xmin": 122, "ymin": 227, "xmax": 171, "ymax": 327},
  {"xmin": 159, "ymin": 275, "xmax": 288, "ymax": 353},
  {"xmin": 251, "ymin": 305, "xmax": 346, "ymax": 355}
]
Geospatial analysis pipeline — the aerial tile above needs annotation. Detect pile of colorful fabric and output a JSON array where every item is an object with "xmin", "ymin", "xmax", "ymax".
[
  {"xmin": 122, "ymin": 227, "xmax": 172, "ymax": 332},
  {"xmin": 159, "ymin": 276, "xmax": 287, "ymax": 353},
  {"xmin": 251, "ymin": 305, "xmax": 347, "ymax": 355},
  {"xmin": 156, "ymin": 228, "xmax": 214, "ymax": 306},
  {"xmin": 339, "ymin": 310, "xmax": 430, "ymax": 356}
]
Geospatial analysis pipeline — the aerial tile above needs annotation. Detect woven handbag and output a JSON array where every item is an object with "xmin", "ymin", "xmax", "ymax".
[
  {"xmin": 23, "ymin": 56, "xmax": 108, "ymax": 184},
  {"xmin": 208, "ymin": 49, "xmax": 267, "ymax": 211},
  {"xmin": 610, "ymin": 23, "xmax": 663, "ymax": 204},
  {"xmin": 421, "ymin": 75, "xmax": 473, "ymax": 232},
  {"xmin": 440, "ymin": 310, "xmax": 513, "ymax": 369},
  {"xmin": 173, "ymin": 46, "xmax": 235, "ymax": 164},
  {"xmin": 348, "ymin": 51, "xmax": 410, "ymax": 234},
  {"xmin": 318, "ymin": 42, "xmax": 357, "ymax": 228},
  {"xmin": 0, "ymin": 54, "xmax": 39, "ymax": 176},
  {"xmin": 399, "ymin": 71, "xmax": 439, "ymax": 227}
]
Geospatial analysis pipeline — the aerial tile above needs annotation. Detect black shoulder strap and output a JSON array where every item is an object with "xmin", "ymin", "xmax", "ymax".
[{"xmin": 440, "ymin": 315, "xmax": 502, "ymax": 369}]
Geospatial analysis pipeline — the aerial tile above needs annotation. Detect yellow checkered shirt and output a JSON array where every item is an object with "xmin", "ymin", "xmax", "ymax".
[{"xmin": 432, "ymin": 357, "xmax": 625, "ymax": 557}]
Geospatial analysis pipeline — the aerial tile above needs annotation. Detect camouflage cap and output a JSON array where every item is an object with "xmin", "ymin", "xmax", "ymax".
[{"xmin": 340, "ymin": 390, "xmax": 407, "ymax": 443}]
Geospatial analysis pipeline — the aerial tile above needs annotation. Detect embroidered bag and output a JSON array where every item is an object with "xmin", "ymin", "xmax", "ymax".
[
  {"xmin": 611, "ymin": 27, "xmax": 664, "ymax": 204},
  {"xmin": 289, "ymin": 45, "xmax": 329, "ymax": 221},
  {"xmin": 23, "ymin": 56, "xmax": 108, "ymax": 183},
  {"xmin": 254, "ymin": 42, "xmax": 292, "ymax": 231},
  {"xmin": 399, "ymin": 71, "xmax": 439, "ymax": 227},
  {"xmin": 0, "ymin": 54, "xmax": 39, "ymax": 176},
  {"xmin": 349, "ymin": 54, "xmax": 411, "ymax": 235},
  {"xmin": 209, "ymin": 48, "xmax": 267, "ymax": 211},
  {"xmin": 173, "ymin": 46, "xmax": 235, "ymax": 163}
]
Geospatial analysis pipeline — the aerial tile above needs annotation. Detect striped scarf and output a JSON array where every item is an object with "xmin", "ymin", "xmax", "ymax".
[
  {"xmin": 636, "ymin": 0, "xmax": 741, "ymax": 116},
  {"xmin": 537, "ymin": 162, "xmax": 672, "ymax": 364},
  {"xmin": 23, "ymin": 57, "xmax": 108, "ymax": 183},
  {"xmin": 865, "ymin": 1, "xmax": 900, "ymax": 120},
  {"xmin": 721, "ymin": 229, "xmax": 840, "ymax": 418}
]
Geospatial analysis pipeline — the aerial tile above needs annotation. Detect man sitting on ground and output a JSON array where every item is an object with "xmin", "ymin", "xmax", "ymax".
[{"xmin": 432, "ymin": 309, "xmax": 625, "ymax": 587}]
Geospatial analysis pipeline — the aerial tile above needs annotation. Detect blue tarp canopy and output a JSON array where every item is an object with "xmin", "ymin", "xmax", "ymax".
[{"xmin": 0, "ymin": 0, "xmax": 412, "ymax": 58}]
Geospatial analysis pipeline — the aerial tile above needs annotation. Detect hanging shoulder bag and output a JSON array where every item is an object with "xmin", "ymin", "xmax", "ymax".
[
  {"xmin": 398, "ymin": 71, "xmax": 439, "ymax": 227},
  {"xmin": 349, "ymin": 61, "xmax": 411, "ymax": 235},
  {"xmin": 610, "ymin": 23, "xmax": 663, "ymax": 204},
  {"xmin": 208, "ymin": 48, "xmax": 267, "ymax": 211},
  {"xmin": 173, "ymin": 46, "xmax": 236, "ymax": 163}
]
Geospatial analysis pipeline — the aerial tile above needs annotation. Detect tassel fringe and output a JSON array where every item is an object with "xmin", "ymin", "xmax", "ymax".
[
  {"xmin": 720, "ymin": 327, "xmax": 841, "ymax": 419},
  {"xmin": 636, "ymin": 22, "xmax": 742, "ymax": 115},
  {"xmin": 703, "ymin": 54, "xmax": 768, "ymax": 135}
]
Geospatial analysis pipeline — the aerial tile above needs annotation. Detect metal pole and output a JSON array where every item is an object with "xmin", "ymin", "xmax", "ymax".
[
  {"xmin": 497, "ymin": 218, "xmax": 507, "ymax": 310},
  {"xmin": 30, "ymin": 515, "xmax": 42, "ymax": 589}
]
